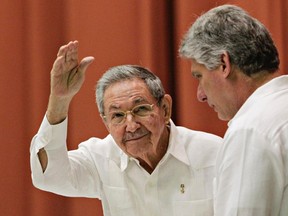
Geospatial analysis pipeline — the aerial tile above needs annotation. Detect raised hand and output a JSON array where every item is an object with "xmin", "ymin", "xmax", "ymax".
[
  {"xmin": 47, "ymin": 41, "xmax": 94, "ymax": 124},
  {"xmin": 51, "ymin": 41, "xmax": 94, "ymax": 98}
]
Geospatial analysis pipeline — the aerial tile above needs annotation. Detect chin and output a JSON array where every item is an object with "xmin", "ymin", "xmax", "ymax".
[{"xmin": 218, "ymin": 113, "xmax": 230, "ymax": 121}]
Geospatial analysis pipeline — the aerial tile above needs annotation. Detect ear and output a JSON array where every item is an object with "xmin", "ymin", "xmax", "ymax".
[
  {"xmin": 161, "ymin": 94, "xmax": 172, "ymax": 124},
  {"xmin": 221, "ymin": 51, "xmax": 232, "ymax": 78}
]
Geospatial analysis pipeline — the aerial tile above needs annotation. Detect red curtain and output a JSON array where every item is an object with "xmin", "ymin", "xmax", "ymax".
[{"xmin": 1, "ymin": 0, "xmax": 286, "ymax": 215}]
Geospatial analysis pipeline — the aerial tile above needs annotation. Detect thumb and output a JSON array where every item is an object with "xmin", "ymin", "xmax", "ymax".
[{"xmin": 78, "ymin": 56, "xmax": 95, "ymax": 74}]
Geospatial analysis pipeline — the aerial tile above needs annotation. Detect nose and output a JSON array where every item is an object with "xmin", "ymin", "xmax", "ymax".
[
  {"xmin": 197, "ymin": 85, "xmax": 207, "ymax": 102},
  {"xmin": 125, "ymin": 113, "xmax": 140, "ymax": 132}
]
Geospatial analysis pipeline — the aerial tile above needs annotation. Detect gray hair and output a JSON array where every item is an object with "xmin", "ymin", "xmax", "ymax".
[
  {"xmin": 96, "ymin": 65, "xmax": 165, "ymax": 115},
  {"xmin": 179, "ymin": 4, "xmax": 279, "ymax": 76}
]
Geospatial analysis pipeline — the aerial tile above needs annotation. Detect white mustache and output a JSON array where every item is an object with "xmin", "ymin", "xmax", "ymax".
[{"xmin": 123, "ymin": 128, "xmax": 149, "ymax": 142}]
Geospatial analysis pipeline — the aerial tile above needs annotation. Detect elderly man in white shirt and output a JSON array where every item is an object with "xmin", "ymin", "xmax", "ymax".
[
  {"xmin": 180, "ymin": 4, "xmax": 288, "ymax": 216},
  {"xmin": 30, "ymin": 41, "xmax": 222, "ymax": 216}
]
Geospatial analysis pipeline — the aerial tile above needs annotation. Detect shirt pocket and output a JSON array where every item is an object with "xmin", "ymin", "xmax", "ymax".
[
  {"xmin": 102, "ymin": 184, "xmax": 135, "ymax": 216},
  {"xmin": 173, "ymin": 198, "xmax": 213, "ymax": 216}
]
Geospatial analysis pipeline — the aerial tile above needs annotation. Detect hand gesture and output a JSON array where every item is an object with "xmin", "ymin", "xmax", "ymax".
[
  {"xmin": 47, "ymin": 41, "xmax": 94, "ymax": 124},
  {"xmin": 51, "ymin": 40, "xmax": 94, "ymax": 98}
]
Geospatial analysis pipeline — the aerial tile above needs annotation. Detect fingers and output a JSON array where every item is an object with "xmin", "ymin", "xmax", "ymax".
[
  {"xmin": 65, "ymin": 41, "xmax": 78, "ymax": 63},
  {"xmin": 53, "ymin": 41, "xmax": 94, "ymax": 76},
  {"xmin": 78, "ymin": 56, "xmax": 95, "ymax": 74},
  {"xmin": 52, "ymin": 41, "xmax": 79, "ymax": 75},
  {"xmin": 50, "ymin": 55, "xmax": 64, "ymax": 77},
  {"xmin": 57, "ymin": 41, "xmax": 79, "ymax": 62}
]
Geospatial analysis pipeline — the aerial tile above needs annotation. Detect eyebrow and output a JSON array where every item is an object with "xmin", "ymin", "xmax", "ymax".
[
  {"xmin": 107, "ymin": 97, "xmax": 147, "ymax": 112},
  {"xmin": 191, "ymin": 69, "xmax": 199, "ymax": 74}
]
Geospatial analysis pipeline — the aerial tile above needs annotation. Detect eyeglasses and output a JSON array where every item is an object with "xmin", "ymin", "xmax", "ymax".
[{"xmin": 102, "ymin": 104, "xmax": 155, "ymax": 125}]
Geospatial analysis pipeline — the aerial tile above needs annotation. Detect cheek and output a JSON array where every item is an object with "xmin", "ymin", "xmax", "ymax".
[
  {"xmin": 201, "ymin": 79, "xmax": 212, "ymax": 91},
  {"xmin": 148, "ymin": 113, "xmax": 162, "ymax": 125},
  {"xmin": 146, "ymin": 114, "xmax": 165, "ymax": 135},
  {"xmin": 109, "ymin": 127, "xmax": 124, "ymax": 145},
  {"xmin": 202, "ymin": 78, "xmax": 221, "ymax": 98}
]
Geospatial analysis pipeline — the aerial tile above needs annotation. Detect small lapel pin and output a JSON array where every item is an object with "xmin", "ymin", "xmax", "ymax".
[{"xmin": 180, "ymin": 184, "xmax": 185, "ymax": 193}]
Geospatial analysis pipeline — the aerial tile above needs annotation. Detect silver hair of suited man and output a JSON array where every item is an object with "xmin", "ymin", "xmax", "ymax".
[
  {"xmin": 96, "ymin": 65, "xmax": 165, "ymax": 115},
  {"xmin": 179, "ymin": 4, "xmax": 279, "ymax": 76}
]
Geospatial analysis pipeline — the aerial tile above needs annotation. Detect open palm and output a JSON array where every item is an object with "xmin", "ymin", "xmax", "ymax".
[{"xmin": 50, "ymin": 41, "xmax": 94, "ymax": 99}]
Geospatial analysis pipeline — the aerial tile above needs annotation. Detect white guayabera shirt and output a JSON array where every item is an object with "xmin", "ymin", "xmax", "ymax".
[
  {"xmin": 214, "ymin": 75, "xmax": 288, "ymax": 216},
  {"xmin": 30, "ymin": 118, "xmax": 222, "ymax": 216}
]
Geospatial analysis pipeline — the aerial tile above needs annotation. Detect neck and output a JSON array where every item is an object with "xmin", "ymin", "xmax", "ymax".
[
  {"xmin": 243, "ymin": 70, "xmax": 279, "ymax": 96},
  {"xmin": 138, "ymin": 125, "xmax": 170, "ymax": 174},
  {"xmin": 225, "ymin": 69, "xmax": 279, "ymax": 120}
]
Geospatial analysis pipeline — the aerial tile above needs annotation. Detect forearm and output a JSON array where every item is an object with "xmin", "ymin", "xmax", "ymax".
[
  {"xmin": 31, "ymin": 142, "xmax": 74, "ymax": 195},
  {"xmin": 46, "ymin": 94, "xmax": 72, "ymax": 124},
  {"xmin": 38, "ymin": 95, "xmax": 72, "ymax": 171},
  {"xmin": 31, "ymin": 131, "xmax": 100, "ymax": 197},
  {"xmin": 30, "ymin": 116, "xmax": 72, "ymax": 193},
  {"xmin": 30, "ymin": 115, "xmax": 68, "ymax": 175}
]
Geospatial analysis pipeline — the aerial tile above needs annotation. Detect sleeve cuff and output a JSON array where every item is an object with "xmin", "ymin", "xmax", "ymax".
[{"xmin": 32, "ymin": 115, "xmax": 68, "ymax": 151}]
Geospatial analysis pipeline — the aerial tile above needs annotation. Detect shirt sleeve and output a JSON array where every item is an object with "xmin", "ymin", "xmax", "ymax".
[
  {"xmin": 214, "ymin": 128, "xmax": 285, "ymax": 216},
  {"xmin": 30, "ymin": 115, "xmax": 101, "ymax": 198}
]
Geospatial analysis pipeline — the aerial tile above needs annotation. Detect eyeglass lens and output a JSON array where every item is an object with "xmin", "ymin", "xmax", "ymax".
[{"xmin": 107, "ymin": 104, "xmax": 154, "ymax": 124}]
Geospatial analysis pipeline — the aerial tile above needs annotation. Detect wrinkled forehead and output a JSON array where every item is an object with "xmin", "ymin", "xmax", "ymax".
[
  {"xmin": 103, "ymin": 78, "xmax": 149, "ymax": 96},
  {"xmin": 103, "ymin": 78, "xmax": 154, "ymax": 111}
]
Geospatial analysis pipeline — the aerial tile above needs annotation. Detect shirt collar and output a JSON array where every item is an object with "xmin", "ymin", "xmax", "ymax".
[
  {"xmin": 228, "ymin": 75, "xmax": 288, "ymax": 127},
  {"xmin": 166, "ymin": 120, "xmax": 190, "ymax": 165},
  {"xmin": 120, "ymin": 151, "xmax": 129, "ymax": 171}
]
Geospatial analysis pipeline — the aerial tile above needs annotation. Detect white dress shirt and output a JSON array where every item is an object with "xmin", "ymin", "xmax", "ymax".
[
  {"xmin": 30, "ymin": 119, "xmax": 222, "ymax": 216},
  {"xmin": 214, "ymin": 75, "xmax": 288, "ymax": 216}
]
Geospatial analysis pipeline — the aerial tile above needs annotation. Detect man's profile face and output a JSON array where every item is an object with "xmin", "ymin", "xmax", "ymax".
[
  {"xmin": 191, "ymin": 59, "xmax": 235, "ymax": 121},
  {"xmin": 102, "ymin": 78, "xmax": 170, "ymax": 160}
]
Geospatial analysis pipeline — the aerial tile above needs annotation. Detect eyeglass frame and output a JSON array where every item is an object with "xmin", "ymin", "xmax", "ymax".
[{"xmin": 101, "ymin": 103, "xmax": 156, "ymax": 125}]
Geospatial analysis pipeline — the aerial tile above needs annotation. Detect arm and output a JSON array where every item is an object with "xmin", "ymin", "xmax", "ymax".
[{"xmin": 37, "ymin": 41, "xmax": 94, "ymax": 171}]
